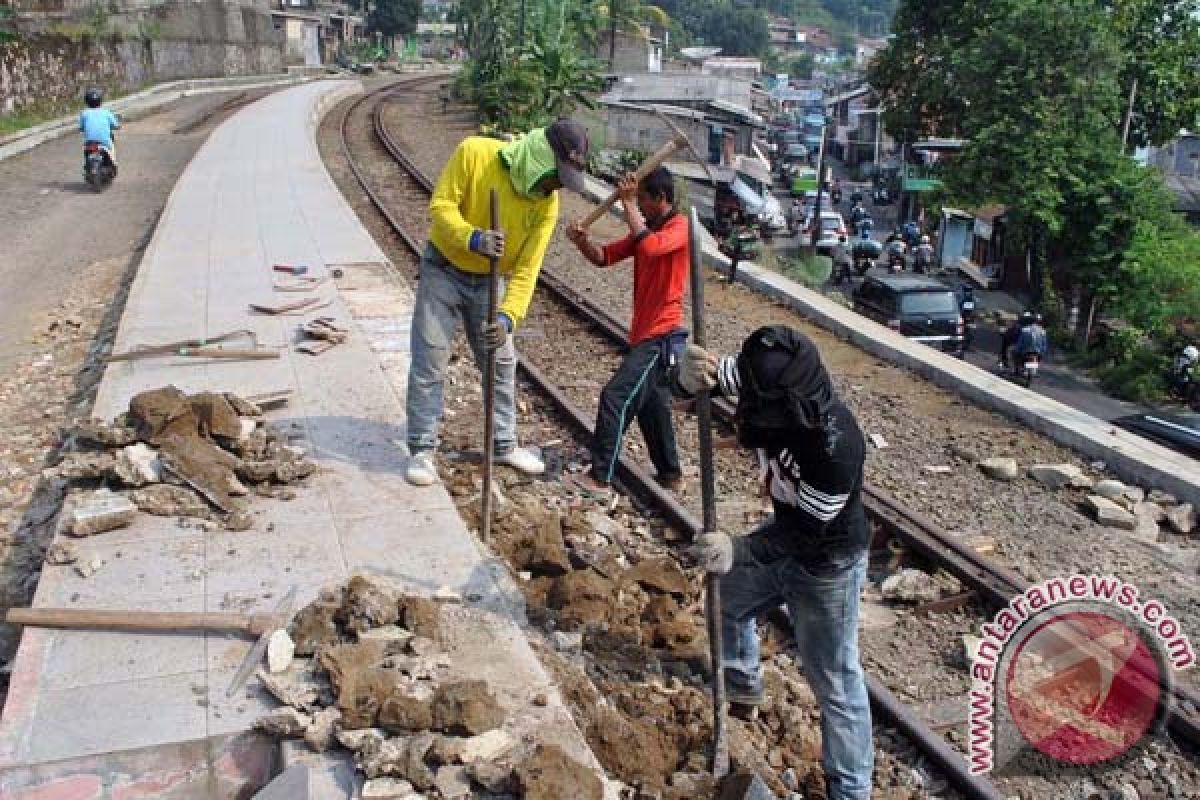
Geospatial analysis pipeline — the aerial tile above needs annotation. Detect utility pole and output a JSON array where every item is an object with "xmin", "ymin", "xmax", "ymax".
[
  {"xmin": 807, "ymin": 115, "xmax": 829, "ymax": 255},
  {"xmin": 1121, "ymin": 75, "xmax": 1138, "ymax": 150},
  {"xmin": 608, "ymin": 0, "xmax": 617, "ymax": 70},
  {"xmin": 518, "ymin": 0, "xmax": 526, "ymax": 47}
]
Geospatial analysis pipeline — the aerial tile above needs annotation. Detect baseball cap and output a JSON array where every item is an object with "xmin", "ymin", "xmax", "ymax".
[{"xmin": 545, "ymin": 119, "xmax": 590, "ymax": 194}]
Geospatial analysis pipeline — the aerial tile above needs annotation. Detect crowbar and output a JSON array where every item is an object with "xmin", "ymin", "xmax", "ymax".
[
  {"xmin": 689, "ymin": 206, "xmax": 730, "ymax": 778},
  {"xmin": 480, "ymin": 189, "xmax": 500, "ymax": 541},
  {"xmin": 107, "ymin": 330, "xmax": 282, "ymax": 362}
]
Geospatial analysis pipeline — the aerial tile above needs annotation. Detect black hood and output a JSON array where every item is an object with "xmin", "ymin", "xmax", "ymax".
[{"xmin": 735, "ymin": 325, "xmax": 835, "ymax": 445}]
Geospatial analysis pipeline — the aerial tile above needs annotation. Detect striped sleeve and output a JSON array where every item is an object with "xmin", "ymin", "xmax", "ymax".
[
  {"xmin": 716, "ymin": 356, "xmax": 741, "ymax": 398},
  {"xmin": 792, "ymin": 481, "xmax": 850, "ymax": 522}
]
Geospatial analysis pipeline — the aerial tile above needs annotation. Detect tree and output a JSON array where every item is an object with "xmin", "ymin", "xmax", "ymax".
[{"xmin": 369, "ymin": 0, "xmax": 419, "ymax": 39}]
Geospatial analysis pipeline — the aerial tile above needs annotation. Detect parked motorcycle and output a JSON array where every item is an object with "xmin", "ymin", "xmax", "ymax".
[{"xmin": 83, "ymin": 141, "xmax": 117, "ymax": 190}]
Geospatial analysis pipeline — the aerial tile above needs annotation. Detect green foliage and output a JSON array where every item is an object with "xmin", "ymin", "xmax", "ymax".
[
  {"xmin": 649, "ymin": 0, "xmax": 770, "ymax": 56},
  {"xmin": 456, "ymin": 0, "xmax": 605, "ymax": 131},
  {"xmin": 369, "ymin": 0, "xmax": 419, "ymax": 38},
  {"xmin": 0, "ymin": 4, "xmax": 16, "ymax": 44}
]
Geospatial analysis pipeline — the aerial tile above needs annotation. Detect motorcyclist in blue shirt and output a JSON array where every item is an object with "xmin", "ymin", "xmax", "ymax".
[
  {"xmin": 1001, "ymin": 311, "xmax": 1048, "ymax": 368},
  {"xmin": 79, "ymin": 87, "xmax": 120, "ymax": 170}
]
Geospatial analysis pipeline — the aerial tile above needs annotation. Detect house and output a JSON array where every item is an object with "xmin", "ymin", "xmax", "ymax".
[
  {"xmin": 855, "ymin": 37, "xmax": 888, "ymax": 67},
  {"xmin": 1147, "ymin": 132, "xmax": 1200, "ymax": 225},
  {"xmin": 795, "ymin": 26, "xmax": 832, "ymax": 56},
  {"xmin": 701, "ymin": 57, "xmax": 762, "ymax": 81},
  {"xmin": 602, "ymin": 72, "xmax": 756, "ymax": 110},
  {"xmin": 273, "ymin": 0, "xmax": 362, "ymax": 65},
  {"xmin": 595, "ymin": 98, "xmax": 764, "ymax": 165},
  {"xmin": 415, "ymin": 21, "xmax": 456, "ymax": 58},
  {"xmin": 596, "ymin": 28, "xmax": 663, "ymax": 73},
  {"xmin": 768, "ymin": 17, "xmax": 804, "ymax": 53}
]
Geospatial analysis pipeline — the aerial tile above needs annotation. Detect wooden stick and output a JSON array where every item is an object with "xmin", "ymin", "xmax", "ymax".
[{"xmin": 579, "ymin": 133, "xmax": 690, "ymax": 230}]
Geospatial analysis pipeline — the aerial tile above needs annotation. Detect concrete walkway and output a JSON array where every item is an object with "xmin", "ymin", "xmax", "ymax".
[{"xmin": 0, "ymin": 80, "xmax": 606, "ymax": 798}]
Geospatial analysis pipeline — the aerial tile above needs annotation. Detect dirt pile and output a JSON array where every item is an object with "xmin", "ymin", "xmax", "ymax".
[
  {"xmin": 255, "ymin": 575, "xmax": 603, "ymax": 799},
  {"xmin": 47, "ymin": 385, "xmax": 315, "ymax": 534}
]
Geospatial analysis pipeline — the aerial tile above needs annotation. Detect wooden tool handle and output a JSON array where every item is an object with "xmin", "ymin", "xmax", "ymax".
[
  {"xmin": 579, "ymin": 134, "xmax": 689, "ymax": 230},
  {"xmin": 183, "ymin": 347, "xmax": 281, "ymax": 360},
  {"xmin": 6, "ymin": 608, "xmax": 258, "ymax": 634}
]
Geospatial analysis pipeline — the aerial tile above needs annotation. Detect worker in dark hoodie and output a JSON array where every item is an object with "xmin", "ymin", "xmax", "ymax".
[{"xmin": 678, "ymin": 325, "xmax": 874, "ymax": 800}]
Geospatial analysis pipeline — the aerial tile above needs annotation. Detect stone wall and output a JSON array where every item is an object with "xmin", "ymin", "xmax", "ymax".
[{"xmin": 0, "ymin": 1, "xmax": 284, "ymax": 114}]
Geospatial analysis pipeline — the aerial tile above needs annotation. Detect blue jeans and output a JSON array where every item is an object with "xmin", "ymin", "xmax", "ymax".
[
  {"xmin": 721, "ymin": 524, "xmax": 874, "ymax": 800},
  {"xmin": 406, "ymin": 244, "xmax": 518, "ymax": 455}
]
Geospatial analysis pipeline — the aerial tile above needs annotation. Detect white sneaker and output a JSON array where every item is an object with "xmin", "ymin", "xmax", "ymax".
[
  {"xmin": 405, "ymin": 452, "xmax": 438, "ymax": 486},
  {"xmin": 496, "ymin": 447, "xmax": 544, "ymax": 475}
]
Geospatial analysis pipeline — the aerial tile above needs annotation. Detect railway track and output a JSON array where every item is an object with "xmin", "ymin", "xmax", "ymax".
[{"xmin": 330, "ymin": 78, "xmax": 1199, "ymax": 799}]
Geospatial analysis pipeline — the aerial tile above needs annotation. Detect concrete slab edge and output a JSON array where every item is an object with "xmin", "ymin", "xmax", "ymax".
[
  {"xmin": 0, "ymin": 731, "xmax": 275, "ymax": 797},
  {"xmin": 0, "ymin": 73, "xmax": 315, "ymax": 164},
  {"xmin": 577, "ymin": 179, "xmax": 1199, "ymax": 505}
]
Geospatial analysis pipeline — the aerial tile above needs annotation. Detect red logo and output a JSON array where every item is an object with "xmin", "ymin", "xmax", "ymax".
[{"xmin": 1004, "ymin": 610, "xmax": 1165, "ymax": 764}]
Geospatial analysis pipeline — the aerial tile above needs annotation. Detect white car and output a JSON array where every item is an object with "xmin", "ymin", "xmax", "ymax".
[{"xmin": 807, "ymin": 210, "xmax": 847, "ymax": 250}]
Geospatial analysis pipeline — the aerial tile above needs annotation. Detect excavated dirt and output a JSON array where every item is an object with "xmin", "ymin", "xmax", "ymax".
[{"xmin": 516, "ymin": 743, "xmax": 604, "ymax": 800}]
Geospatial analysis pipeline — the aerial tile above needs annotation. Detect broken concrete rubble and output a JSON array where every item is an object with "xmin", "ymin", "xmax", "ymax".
[
  {"xmin": 254, "ymin": 707, "xmax": 311, "ymax": 737},
  {"xmin": 977, "ymin": 457, "xmax": 1018, "ymax": 481},
  {"xmin": 267, "ymin": 629, "xmax": 296, "ymax": 673},
  {"xmin": 1166, "ymin": 502, "xmax": 1196, "ymax": 535},
  {"xmin": 129, "ymin": 484, "xmax": 212, "ymax": 518},
  {"xmin": 304, "ymin": 707, "xmax": 342, "ymax": 753},
  {"xmin": 431, "ymin": 681, "xmax": 505, "ymax": 736},
  {"xmin": 1086, "ymin": 495, "xmax": 1138, "ymax": 531},
  {"xmin": 1027, "ymin": 463, "xmax": 1082, "ymax": 490},
  {"xmin": 66, "ymin": 489, "xmax": 135, "ymax": 536},
  {"xmin": 112, "ymin": 443, "xmax": 162, "ymax": 487},
  {"xmin": 516, "ymin": 743, "xmax": 603, "ymax": 800}
]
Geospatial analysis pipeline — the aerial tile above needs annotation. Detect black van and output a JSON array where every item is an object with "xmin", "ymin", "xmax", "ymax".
[{"xmin": 852, "ymin": 274, "xmax": 965, "ymax": 356}]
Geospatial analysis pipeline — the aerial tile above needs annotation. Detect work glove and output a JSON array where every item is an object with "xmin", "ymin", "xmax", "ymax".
[
  {"xmin": 678, "ymin": 344, "xmax": 718, "ymax": 395},
  {"xmin": 469, "ymin": 228, "xmax": 506, "ymax": 259},
  {"xmin": 482, "ymin": 313, "xmax": 512, "ymax": 352},
  {"xmin": 689, "ymin": 532, "xmax": 734, "ymax": 574}
]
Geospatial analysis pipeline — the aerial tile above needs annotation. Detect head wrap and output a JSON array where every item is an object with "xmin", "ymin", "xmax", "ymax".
[
  {"xmin": 734, "ymin": 325, "xmax": 835, "ymax": 446},
  {"xmin": 499, "ymin": 128, "xmax": 558, "ymax": 199}
]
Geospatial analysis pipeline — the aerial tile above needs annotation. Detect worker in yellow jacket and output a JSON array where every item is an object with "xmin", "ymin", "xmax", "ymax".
[{"xmin": 405, "ymin": 119, "xmax": 591, "ymax": 487}]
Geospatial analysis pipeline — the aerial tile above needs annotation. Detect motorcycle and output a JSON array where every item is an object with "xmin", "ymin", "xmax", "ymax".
[
  {"xmin": 885, "ymin": 241, "xmax": 906, "ymax": 273},
  {"xmin": 851, "ymin": 237, "xmax": 882, "ymax": 276},
  {"xmin": 83, "ymin": 141, "xmax": 117, "ymax": 190},
  {"xmin": 1013, "ymin": 351, "xmax": 1040, "ymax": 388},
  {"xmin": 958, "ymin": 287, "xmax": 977, "ymax": 353},
  {"xmin": 1167, "ymin": 372, "xmax": 1200, "ymax": 411}
]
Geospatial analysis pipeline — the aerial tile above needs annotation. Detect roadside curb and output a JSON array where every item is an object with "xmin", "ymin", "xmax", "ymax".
[
  {"xmin": 579, "ymin": 177, "xmax": 1199, "ymax": 505},
  {"xmin": 0, "ymin": 73, "xmax": 315, "ymax": 163}
]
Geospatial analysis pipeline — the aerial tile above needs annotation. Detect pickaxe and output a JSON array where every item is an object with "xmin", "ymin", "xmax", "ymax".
[{"xmin": 6, "ymin": 586, "xmax": 298, "ymax": 697}]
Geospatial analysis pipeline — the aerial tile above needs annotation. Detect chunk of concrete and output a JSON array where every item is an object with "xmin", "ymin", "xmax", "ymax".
[
  {"xmin": 74, "ymin": 557, "xmax": 105, "ymax": 578},
  {"xmin": 431, "ymin": 681, "xmax": 505, "ymax": 736},
  {"xmin": 267, "ymin": 629, "xmax": 296, "ymax": 673},
  {"xmin": 515, "ymin": 744, "xmax": 603, "ymax": 800},
  {"xmin": 552, "ymin": 631, "xmax": 583, "ymax": 653},
  {"xmin": 1086, "ymin": 495, "xmax": 1137, "ymax": 531},
  {"xmin": 56, "ymin": 451, "xmax": 116, "ymax": 480},
  {"xmin": 434, "ymin": 765, "xmax": 472, "ymax": 800},
  {"xmin": 1165, "ymin": 503, "xmax": 1196, "ymax": 535},
  {"xmin": 460, "ymin": 728, "xmax": 518, "ymax": 763},
  {"xmin": 1133, "ymin": 502, "xmax": 1166, "ymax": 523},
  {"xmin": 45, "ymin": 541, "xmax": 79, "ymax": 565},
  {"xmin": 881, "ymin": 568, "xmax": 941, "ymax": 604},
  {"xmin": 1027, "ymin": 464, "xmax": 1082, "ymax": 490},
  {"xmin": 468, "ymin": 761, "xmax": 515, "ymax": 793},
  {"xmin": 336, "ymin": 727, "xmax": 386, "ymax": 753},
  {"xmin": 252, "ymin": 764, "xmax": 310, "ymax": 800},
  {"xmin": 978, "ymin": 457, "xmax": 1018, "ymax": 481},
  {"xmin": 112, "ymin": 443, "xmax": 163, "ymax": 487},
  {"xmin": 361, "ymin": 777, "xmax": 415, "ymax": 799},
  {"xmin": 254, "ymin": 707, "xmax": 311, "ymax": 737},
  {"xmin": 305, "ymin": 707, "xmax": 342, "ymax": 753},
  {"xmin": 1094, "ymin": 479, "xmax": 1126, "ymax": 501},
  {"xmin": 67, "ymin": 489, "xmax": 136, "ymax": 536}
]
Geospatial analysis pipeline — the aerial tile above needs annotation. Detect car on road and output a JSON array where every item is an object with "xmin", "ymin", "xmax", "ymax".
[
  {"xmin": 1112, "ymin": 411, "xmax": 1200, "ymax": 459},
  {"xmin": 807, "ymin": 210, "xmax": 847, "ymax": 251},
  {"xmin": 852, "ymin": 274, "xmax": 966, "ymax": 356}
]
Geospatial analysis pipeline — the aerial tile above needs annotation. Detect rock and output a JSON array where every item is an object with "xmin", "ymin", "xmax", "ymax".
[
  {"xmin": 190, "ymin": 392, "xmax": 243, "ymax": 440},
  {"xmin": 515, "ymin": 744, "xmax": 603, "ymax": 800},
  {"xmin": 868, "ymin": 433, "xmax": 888, "ymax": 449},
  {"xmin": 359, "ymin": 625, "xmax": 414, "ymax": 649},
  {"xmin": 304, "ymin": 707, "xmax": 341, "ymax": 752},
  {"xmin": 881, "ymin": 568, "xmax": 942, "ymax": 604},
  {"xmin": 45, "ymin": 541, "xmax": 79, "ymax": 565},
  {"xmin": 1133, "ymin": 502, "xmax": 1166, "ymax": 523},
  {"xmin": 379, "ymin": 689, "xmax": 435, "ymax": 733},
  {"xmin": 625, "ymin": 557, "xmax": 689, "ymax": 596},
  {"xmin": 1122, "ymin": 486, "xmax": 1146, "ymax": 505},
  {"xmin": 129, "ymin": 484, "xmax": 211, "ymax": 518},
  {"xmin": 1086, "ymin": 495, "xmax": 1138, "ymax": 531},
  {"xmin": 1165, "ymin": 503, "xmax": 1196, "ymax": 534},
  {"xmin": 56, "ymin": 451, "xmax": 116, "ymax": 480},
  {"xmin": 978, "ymin": 457, "xmax": 1018, "ymax": 481},
  {"xmin": 434, "ymin": 765, "xmax": 473, "ymax": 800},
  {"xmin": 431, "ymin": 681, "xmax": 505, "ymax": 736},
  {"xmin": 1131, "ymin": 512, "xmax": 1160, "ymax": 544},
  {"xmin": 433, "ymin": 586, "xmax": 462, "ymax": 603},
  {"xmin": 112, "ymin": 443, "xmax": 162, "ymax": 487},
  {"xmin": 254, "ymin": 707, "xmax": 311, "ymax": 737},
  {"xmin": 129, "ymin": 386, "xmax": 200, "ymax": 443},
  {"xmin": 468, "ymin": 761, "xmax": 515, "ymax": 793},
  {"xmin": 397, "ymin": 594, "xmax": 441, "ymax": 640},
  {"xmin": 552, "ymin": 631, "xmax": 583, "ymax": 653},
  {"xmin": 962, "ymin": 635, "xmax": 983, "ymax": 665},
  {"xmin": 1027, "ymin": 464, "xmax": 1082, "ymax": 490},
  {"xmin": 402, "ymin": 732, "xmax": 438, "ymax": 791},
  {"xmin": 1094, "ymin": 479, "xmax": 1126, "ymax": 501},
  {"xmin": 1068, "ymin": 473, "xmax": 1095, "ymax": 490},
  {"xmin": 71, "ymin": 419, "xmax": 138, "ymax": 447},
  {"xmin": 361, "ymin": 777, "xmax": 416, "ymax": 799},
  {"xmin": 267, "ymin": 630, "xmax": 295, "ymax": 673},
  {"xmin": 256, "ymin": 666, "xmax": 322, "ymax": 710},
  {"xmin": 338, "ymin": 575, "xmax": 400, "ymax": 635},
  {"xmin": 1147, "ymin": 489, "xmax": 1177, "ymax": 506},
  {"xmin": 239, "ymin": 418, "xmax": 258, "ymax": 439},
  {"xmin": 336, "ymin": 727, "xmax": 386, "ymax": 753},
  {"xmin": 586, "ymin": 510, "xmax": 626, "ymax": 541},
  {"xmin": 289, "ymin": 599, "xmax": 341, "ymax": 656},
  {"xmin": 361, "ymin": 738, "xmax": 411, "ymax": 780},
  {"xmin": 67, "ymin": 489, "xmax": 136, "ymax": 536},
  {"xmin": 223, "ymin": 510, "xmax": 255, "ymax": 531},
  {"xmin": 460, "ymin": 728, "xmax": 518, "ymax": 763},
  {"xmin": 74, "ymin": 557, "xmax": 104, "ymax": 578}
]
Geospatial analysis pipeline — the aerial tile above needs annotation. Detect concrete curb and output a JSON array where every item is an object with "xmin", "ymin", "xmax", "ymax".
[
  {"xmin": 578, "ymin": 178, "xmax": 1200, "ymax": 505},
  {"xmin": 0, "ymin": 73, "xmax": 314, "ymax": 163}
]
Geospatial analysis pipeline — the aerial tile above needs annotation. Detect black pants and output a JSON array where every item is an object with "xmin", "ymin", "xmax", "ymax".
[{"xmin": 590, "ymin": 335, "xmax": 682, "ymax": 485}]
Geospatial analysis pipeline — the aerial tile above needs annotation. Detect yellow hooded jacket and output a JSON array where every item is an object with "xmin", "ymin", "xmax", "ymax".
[{"xmin": 428, "ymin": 135, "xmax": 559, "ymax": 328}]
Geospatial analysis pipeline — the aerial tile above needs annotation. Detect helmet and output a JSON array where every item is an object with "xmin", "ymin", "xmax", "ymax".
[
  {"xmin": 1019, "ymin": 311, "xmax": 1035, "ymax": 326},
  {"xmin": 84, "ymin": 87, "xmax": 103, "ymax": 108},
  {"xmin": 1034, "ymin": 313, "xmax": 1044, "ymax": 324},
  {"xmin": 920, "ymin": 235, "xmax": 931, "ymax": 244},
  {"xmin": 1184, "ymin": 345, "xmax": 1199, "ymax": 364}
]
